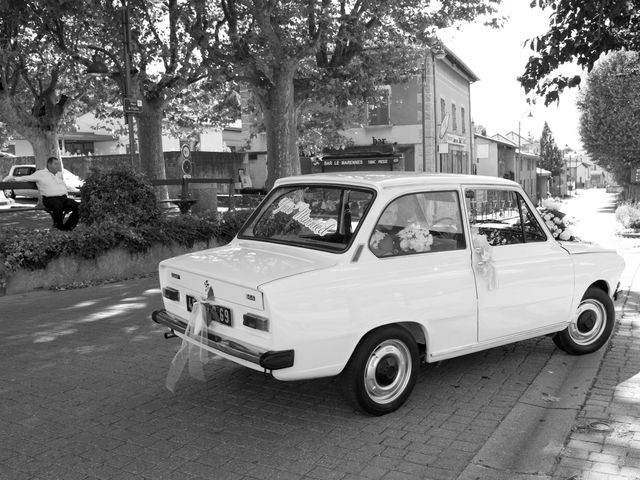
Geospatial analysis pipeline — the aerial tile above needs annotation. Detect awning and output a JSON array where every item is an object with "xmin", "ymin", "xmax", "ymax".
[{"xmin": 536, "ymin": 167, "xmax": 552, "ymax": 177}]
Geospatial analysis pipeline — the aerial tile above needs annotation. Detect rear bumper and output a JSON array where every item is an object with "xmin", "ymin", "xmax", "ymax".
[{"xmin": 151, "ymin": 309, "xmax": 294, "ymax": 371}]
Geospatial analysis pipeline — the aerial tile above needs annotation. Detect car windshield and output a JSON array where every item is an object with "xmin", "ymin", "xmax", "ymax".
[{"xmin": 239, "ymin": 184, "xmax": 375, "ymax": 251}]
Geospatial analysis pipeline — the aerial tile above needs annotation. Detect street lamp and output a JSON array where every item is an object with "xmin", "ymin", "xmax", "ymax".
[
  {"xmin": 564, "ymin": 144, "xmax": 573, "ymax": 195},
  {"xmin": 121, "ymin": 1, "xmax": 138, "ymax": 169},
  {"xmin": 517, "ymin": 110, "xmax": 533, "ymax": 183},
  {"xmin": 85, "ymin": 1, "xmax": 138, "ymax": 169}
]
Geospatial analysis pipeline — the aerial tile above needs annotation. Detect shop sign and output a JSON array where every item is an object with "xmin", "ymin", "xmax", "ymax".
[
  {"xmin": 445, "ymin": 133, "xmax": 466, "ymax": 145},
  {"xmin": 323, "ymin": 158, "xmax": 393, "ymax": 167}
]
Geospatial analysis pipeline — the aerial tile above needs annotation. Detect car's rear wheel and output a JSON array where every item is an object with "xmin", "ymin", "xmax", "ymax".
[
  {"xmin": 341, "ymin": 326, "xmax": 418, "ymax": 415},
  {"xmin": 4, "ymin": 189, "xmax": 15, "ymax": 199},
  {"xmin": 553, "ymin": 287, "xmax": 615, "ymax": 355}
]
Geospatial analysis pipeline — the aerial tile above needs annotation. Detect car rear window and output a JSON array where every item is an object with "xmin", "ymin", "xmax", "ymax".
[{"xmin": 239, "ymin": 185, "xmax": 375, "ymax": 252}]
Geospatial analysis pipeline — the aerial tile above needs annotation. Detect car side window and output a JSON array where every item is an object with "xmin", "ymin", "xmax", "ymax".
[
  {"xmin": 466, "ymin": 188, "xmax": 546, "ymax": 246},
  {"xmin": 14, "ymin": 167, "xmax": 35, "ymax": 176},
  {"xmin": 369, "ymin": 191, "xmax": 465, "ymax": 258}
]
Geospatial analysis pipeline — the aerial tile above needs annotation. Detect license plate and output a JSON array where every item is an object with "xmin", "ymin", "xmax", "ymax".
[
  {"xmin": 186, "ymin": 295, "xmax": 232, "ymax": 326},
  {"xmin": 206, "ymin": 304, "xmax": 232, "ymax": 326}
]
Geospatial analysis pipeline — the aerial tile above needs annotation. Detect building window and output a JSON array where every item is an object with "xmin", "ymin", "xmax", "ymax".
[
  {"xmin": 461, "ymin": 107, "xmax": 466, "ymax": 134},
  {"xmin": 60, "ymin": 140, "xmax": 94, "ymax": 155},
  {"xmin": 440, "ymin": 98, "xmax": 446, "ymax": 122},
  {"xmin": 452, "ymin": 103, "xmax": 457, "ymax": 131},
  {"xmin": 367, "ymin": 86, "xmax": 390, "ymax": 125}
]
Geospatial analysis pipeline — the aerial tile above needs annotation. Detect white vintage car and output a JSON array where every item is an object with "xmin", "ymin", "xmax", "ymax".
[{"xmin": 152, "ymin": 173, "xmax": 624, "ymax": 415}]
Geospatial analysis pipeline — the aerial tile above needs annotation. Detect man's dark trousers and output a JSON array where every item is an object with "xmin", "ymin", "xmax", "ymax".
[{"xmin": 42, "ymin": 195, "xmax": 79, "ymax": 231}]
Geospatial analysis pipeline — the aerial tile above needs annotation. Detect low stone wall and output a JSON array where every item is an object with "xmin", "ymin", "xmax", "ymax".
[{"xmin": 3, "ymin": 240, "xmax": 218, "ymax": 296}]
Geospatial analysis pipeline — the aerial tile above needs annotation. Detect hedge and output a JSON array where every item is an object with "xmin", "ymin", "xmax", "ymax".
[{"xmin": 0, "ymin": 209, "xmax": 253, "ymax": 291}]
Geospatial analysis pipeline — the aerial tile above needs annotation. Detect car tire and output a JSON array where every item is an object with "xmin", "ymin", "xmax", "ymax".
[
  {"xmin": 553, "ymin": 287, "xmax": 615, "ymax": 355},
  {"xmin": 340, "ymin": 325, "xmax": 419, "ymax": 416},
  {"xmin": 4, "ymin": 189, "xmax": 15, "ymax": 199}
]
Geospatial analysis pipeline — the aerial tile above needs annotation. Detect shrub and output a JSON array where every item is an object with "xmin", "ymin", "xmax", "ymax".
[
  {"xmin": 615, "ymin": 202, "xmax": 640, "ymax": 229},
  {"xmin": 219, "ymin": 209, "xmax": 253, "ymax": 243},
  {"xmin": 0, "ymin": 209, "xmax": 252, "ymax": 290},
  {"xmin": 79, "ymin": 167, "xmax": 161, "ymax": 226}
]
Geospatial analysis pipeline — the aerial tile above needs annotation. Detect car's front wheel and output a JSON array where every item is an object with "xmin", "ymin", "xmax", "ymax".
[
  {"xmin": 341, "ymin": 326, "xmax": 419, "ymax": 415},
  {"xmin": 553, "ymin": 287, "xmax": 615, "ymax": 355}
]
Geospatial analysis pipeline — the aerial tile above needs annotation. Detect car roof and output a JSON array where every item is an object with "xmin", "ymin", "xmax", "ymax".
[{"xmin": 274, "ymin": 172, "xmax": 519, "ymax": 190}]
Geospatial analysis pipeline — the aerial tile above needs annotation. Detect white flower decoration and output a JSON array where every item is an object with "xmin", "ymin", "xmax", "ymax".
[
  {"xmin": 370, "ymin": 230, "xmax": 387, "ymax": 249},
  {"xmin": 397, "ymin": 222, "xmax": 433, "ymax": 252}
]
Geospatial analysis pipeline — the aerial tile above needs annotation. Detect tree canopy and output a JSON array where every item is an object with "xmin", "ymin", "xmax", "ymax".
[
  {"xmin": 519, "ymin": 0, "xmax": 640, "ymax": 105},
  {"xmin": 0, "ymin": 1, "xmax": 90, "ymax": 166},
  {"xmin": 46, "ymin": 0, "xmax": 239, "ymax": 180},
  {"xmin": 219, "ymin": 0, "xmax": 502, "ymax": 187},
  {"xmin": 2, "ymin": 0, "xmax": 502, "ymax": 189},
  {"xmin": 577, "ymin": 50, "xmax": 640, "ymax": 185},
  {"xmin": 538, "ymin": 121, "xmax": 564, "ymax": 176}
]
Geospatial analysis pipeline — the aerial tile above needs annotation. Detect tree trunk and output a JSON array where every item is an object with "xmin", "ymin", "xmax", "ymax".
[
  {"xmin": 136, "ymin": 96, "xmax": 168, "ymax": 199},
  {"xmin": 259, "ymin": 63, "xmax": 300, "ymax": 190},
  {"xmin": 137, "ymin": 97, "xmax": 166, "ymax": 180},
  {"xmin": 29, "ymin": 131, "xmax": 61, "ymax": 169},
  {"xmin": 0, "ymin": 95, "xmax": 61, "ymax": 169}
]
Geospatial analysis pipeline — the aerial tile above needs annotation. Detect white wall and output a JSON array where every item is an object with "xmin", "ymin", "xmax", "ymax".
[{"xmin": 475, "ymin": 140, "xmax": 498, "ymax": 177}]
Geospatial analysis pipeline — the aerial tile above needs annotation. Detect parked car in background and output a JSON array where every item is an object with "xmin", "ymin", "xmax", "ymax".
[
  {"xmin": 2, "ymin": 164, "xmax": 83, "ymax": 198},
  {"xmin": 152, "ymin": 173, "xmax": 625, "ymax": 415},
  {"xmin": 0, "ymin": 188, "xmax": 14, "ymax": 206}
]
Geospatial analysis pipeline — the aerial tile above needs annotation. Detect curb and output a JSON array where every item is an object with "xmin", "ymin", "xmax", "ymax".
[
  {"xmin": 457, "ymin": 251, "xmax": 638, "ymax": 480},
  {"xmin": 457, "ymin": 343, "xmax": 607, "ymax": 480}
]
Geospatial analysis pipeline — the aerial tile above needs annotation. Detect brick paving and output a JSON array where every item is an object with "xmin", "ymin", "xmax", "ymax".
[
  {"xmin": 551, "ymin": 250, "xmax": 640, "ymax": 480},
  {"xmin": 2, "ymin": 188, "xmax": 639, "ymax": 480},
  {"xmin": 0, "ymin": 277, "xmax": 556, "ymax": 480}
]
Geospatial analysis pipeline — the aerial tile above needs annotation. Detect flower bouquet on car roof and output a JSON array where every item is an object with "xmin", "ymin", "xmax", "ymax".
[{"xmin": 538, "ymin": 198, "xmax": 576, "ymax": 241}]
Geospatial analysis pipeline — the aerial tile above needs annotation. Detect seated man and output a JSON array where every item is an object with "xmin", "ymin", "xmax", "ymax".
[{"xmin": 17, "ymin": 157, "xmax": 79, "ymax": 231}]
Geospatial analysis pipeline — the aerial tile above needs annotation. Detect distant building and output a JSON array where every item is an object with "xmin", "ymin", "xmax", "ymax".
[
  {"xmin": 244, "ymin": 43, "xmax": 478, "ymax": 180},
  {"xmin": 10, "ymin": 113, "xmax": 245, "ymax": 158},
  {"xmin": 474, "ymin": 133, "xmax": 539, "ymax": 202}
]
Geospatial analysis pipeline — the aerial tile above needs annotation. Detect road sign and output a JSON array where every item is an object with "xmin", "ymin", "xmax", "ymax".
[
  {"xmin": 181, "ymin": 144, "xmax": 191, "ymax": 159},
  {"xmin": 181, "ymin": 159, "xmax": 192, "ymax": 176},
  {"xmin": 124, "ymin": 98, "xmax": 143, "ymax": 114}
]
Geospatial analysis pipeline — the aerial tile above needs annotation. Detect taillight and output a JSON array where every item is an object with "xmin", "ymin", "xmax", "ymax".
[
  {"xmin": 243, "ymin": 313, "xmax": 269, "ymax": 331},
  {"xmin": 163, "ymin": 287, "xmax": 180, "ymax": 302}
]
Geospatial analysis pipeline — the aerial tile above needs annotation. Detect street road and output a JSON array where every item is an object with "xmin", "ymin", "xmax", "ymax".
[{"xmin": 0, "ymin": 187, "xmax": 632, "ymax": 480}]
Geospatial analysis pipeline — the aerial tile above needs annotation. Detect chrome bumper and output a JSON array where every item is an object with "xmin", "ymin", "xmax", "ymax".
[{"xmin": 151, "ymin": 309, "xmax": 294, "ymax": 370}]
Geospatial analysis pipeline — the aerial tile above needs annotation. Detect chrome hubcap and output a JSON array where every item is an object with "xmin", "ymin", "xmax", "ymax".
[
  {"xmin": 569, "ymin": 299, "xmax": 606, "ymax": 345},
  {"xmin": 363, "ymin": 340, "xmax": 411, "ymax": 404}
]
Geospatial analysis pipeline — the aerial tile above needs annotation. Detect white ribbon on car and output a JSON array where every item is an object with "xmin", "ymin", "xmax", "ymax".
[
  {"xmin": 165, "ymin": 301, "xmax": 211, "ymax": 392},
  {"xmin": 471, "ymin": 232, "xmax": 498, "ymax": 291}
]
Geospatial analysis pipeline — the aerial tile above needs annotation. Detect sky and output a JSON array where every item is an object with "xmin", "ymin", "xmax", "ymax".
[{"xmin": 439, "ymin": 0, "xmax": 582, "ymax": 151}]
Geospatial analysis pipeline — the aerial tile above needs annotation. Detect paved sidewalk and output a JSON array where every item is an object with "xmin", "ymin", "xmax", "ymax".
[{"xmin": 551, "ymin": 251, "xmax": 640, "ymax": 480}]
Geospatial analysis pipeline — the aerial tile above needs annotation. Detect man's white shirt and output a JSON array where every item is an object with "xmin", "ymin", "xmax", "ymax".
[{"xmin": 19, "ymin": 169, "xmax": 68, "ymax": 197}]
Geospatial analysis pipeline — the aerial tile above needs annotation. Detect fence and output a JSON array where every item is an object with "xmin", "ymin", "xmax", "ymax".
[
  {"xmin": 0, "ymin": 177, "xmax": 238, "ymax": 215},
  {"xmin": 151, "ymin": 177, "xmax": 234, "ymax": 214}
]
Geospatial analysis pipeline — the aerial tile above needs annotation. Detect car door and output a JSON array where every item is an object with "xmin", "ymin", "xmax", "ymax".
[
  {"xmin": 464, "ymin": 186, "xmax": 574, "ymax": 342},
  {"xmin": 359, "ymin": 189, "xmax": 478, "ymax": 358}
]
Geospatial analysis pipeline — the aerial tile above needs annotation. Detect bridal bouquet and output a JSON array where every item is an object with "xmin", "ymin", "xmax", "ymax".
[{"xmin": 397, "ymin": 222, "xmax": 433, "ymax": 252}]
